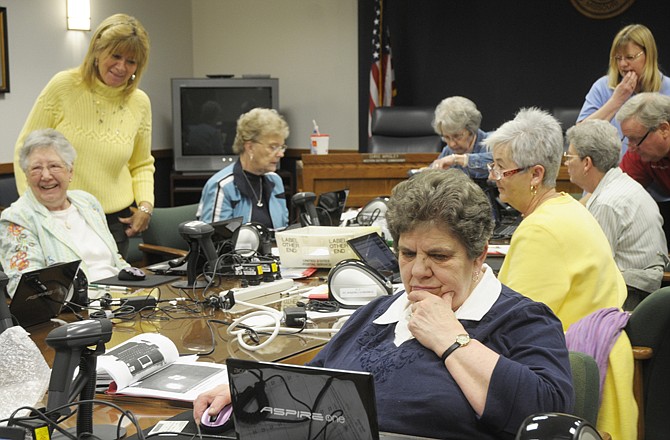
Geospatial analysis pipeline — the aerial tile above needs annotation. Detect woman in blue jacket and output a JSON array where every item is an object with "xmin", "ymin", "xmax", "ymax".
[{"xmin": 197, "ymin": 108, "xmax": 289, "ymax": 230}]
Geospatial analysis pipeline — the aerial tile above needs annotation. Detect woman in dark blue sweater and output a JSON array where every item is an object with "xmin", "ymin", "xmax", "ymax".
[{"xmin": 194, "ymin": 169, "xmax": 574, "ymax": 439}]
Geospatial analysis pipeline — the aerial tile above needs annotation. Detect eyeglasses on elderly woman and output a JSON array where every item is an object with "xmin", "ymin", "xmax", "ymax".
[{"xmin": 486, "ymin": 162, "xmax": 528, "ymax": 181}]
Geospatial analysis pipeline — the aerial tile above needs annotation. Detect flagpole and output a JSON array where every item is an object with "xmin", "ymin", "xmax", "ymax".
[{"xmin": 378, "ymin": 0, "xmax": 384, "ymax": 106}]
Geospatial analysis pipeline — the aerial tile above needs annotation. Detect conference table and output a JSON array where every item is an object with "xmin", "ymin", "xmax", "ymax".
[{"xmin": 26, "ymin": 272, "xmax": 335, "ymax": 437}]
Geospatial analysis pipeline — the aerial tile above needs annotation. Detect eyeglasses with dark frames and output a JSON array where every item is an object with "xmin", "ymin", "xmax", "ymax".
[{"xmin": 622, "ymin": 129, "xmax": 652, "ymax": 149}]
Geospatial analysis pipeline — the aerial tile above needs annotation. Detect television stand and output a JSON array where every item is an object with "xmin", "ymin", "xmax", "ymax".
[{"xmin": 170, "ymin": 171, "xmax": 214, "ymax": 206}]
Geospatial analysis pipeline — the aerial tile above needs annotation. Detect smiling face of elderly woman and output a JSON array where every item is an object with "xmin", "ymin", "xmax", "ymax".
[{"xmin": 20, "ymin": 129, "xmax": 77, "ymax": 212}]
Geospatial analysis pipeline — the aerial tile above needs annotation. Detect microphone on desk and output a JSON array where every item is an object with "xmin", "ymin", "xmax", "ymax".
[
  {"xmin": 292, "ymin": 192, "xmax": 320, "ymax": 226},
  {"xmin": 0, "ymin": 271, "xmax": 15, "ymax": 335}
]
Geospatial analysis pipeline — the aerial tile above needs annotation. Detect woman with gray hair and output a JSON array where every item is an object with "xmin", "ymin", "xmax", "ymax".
[
  {"xmin": 197, "ymin": 108, "xmax": 289, "ymax": 229},
  {"xmin": 1, "ymin": 129, "xmax": 128, "ymax": 298},
  {"xmin": 430, "ymin": 96, "xmax": 492, "ymax": 179},
  {"xmin": 486, "ymin": 108, "xmax": 634, "ymax": 439},
  {"xmin": 195, "ymin": 168, "xmax": 574, "ymax": 438},
  {"xmin": 565, "ymin": 119, "xmax": 667, "ymax": 309}
]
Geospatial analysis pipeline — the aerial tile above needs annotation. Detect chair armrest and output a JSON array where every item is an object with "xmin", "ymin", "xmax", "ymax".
[
  {"xmin": 631, "ymin": 345, "xmax": 653, "ymax": 440},
  {"xmin": 632, "ymin": 346, "xmax": 653, "ymax": 360},
  {"xmin": 138, "ymin": 243, "xmax": 188, "ymax": 259}
]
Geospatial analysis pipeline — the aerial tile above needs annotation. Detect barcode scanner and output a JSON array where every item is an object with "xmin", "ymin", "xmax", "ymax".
[{"xmin": 291, "ymin": 192, "xmax": 320, "ymax": 226}]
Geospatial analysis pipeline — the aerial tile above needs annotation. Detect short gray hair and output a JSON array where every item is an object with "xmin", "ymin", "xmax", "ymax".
[
  {"xmin": 232, "ymin": 108, "xmax": 290, "ymax": 154},
  {"xmin": 566, "ymin": 120, "xmax": 621, "ymax": 172},
  {"xmin": 483, "ymin": 107, "xmax": 563, "ymax": 187},
  {"xmin": 615, "ymin": 92, "xmax": 670, "ymax": 130},
  {"xmin": 432, "ymin": 96, "xmax": 482, "ymax": 135},
  {"xmin": 19, "ymin": 129, "xmax": 77, "ymax": 172},
  {"xmin": 386, "ymin": 169, "xmax": 494, "ymax": 260}
]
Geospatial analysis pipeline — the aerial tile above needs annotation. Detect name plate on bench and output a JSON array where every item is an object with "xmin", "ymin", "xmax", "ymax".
[{"xmin": 362, "ymin": 153, "xmax": 407, "ymax": 163}]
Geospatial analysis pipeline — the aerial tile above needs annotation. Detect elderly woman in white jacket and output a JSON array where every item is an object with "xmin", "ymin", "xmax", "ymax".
[{"xmin": 0, "ymin": 129, "xmax": 128, "ymax": 298}]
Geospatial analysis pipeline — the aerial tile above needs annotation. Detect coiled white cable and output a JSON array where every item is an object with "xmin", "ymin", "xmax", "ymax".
[{"xmin": 227, "ymin": 300, "xmax": 340, "ymax": 351}]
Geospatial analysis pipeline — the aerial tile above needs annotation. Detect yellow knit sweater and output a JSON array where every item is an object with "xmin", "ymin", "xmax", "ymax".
[
  {"xmin": 498, "ymin": 194, "xmax": 636, "ymax": 440},
  {"xmin": 14, "ymin": 69, "xmax": 154, "ymax": 213}
]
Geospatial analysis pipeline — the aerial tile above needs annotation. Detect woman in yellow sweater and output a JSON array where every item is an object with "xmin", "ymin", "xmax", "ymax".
[
  {"xmin": 13, "ymin": 13, "xmax": 154, "ymax": 258},
  {"xmin": 484, "ymin": 107, "xmax": 635, "ymax": 439}
]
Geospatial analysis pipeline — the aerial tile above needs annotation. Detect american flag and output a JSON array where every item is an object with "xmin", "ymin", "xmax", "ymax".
[{"xmin": 368, "ymin": 0, "xmax": 396, "ymax": 137}]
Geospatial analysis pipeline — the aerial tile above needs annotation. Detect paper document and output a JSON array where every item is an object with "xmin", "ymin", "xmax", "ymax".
[{"xmin": 96, "ymin": 333, "xmax": 228, "ymax": 401}]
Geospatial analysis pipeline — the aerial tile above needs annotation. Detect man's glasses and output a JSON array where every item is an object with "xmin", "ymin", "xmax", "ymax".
[
  {"xmin": 623, "ymin": 129, "xmax": 652, "ymax": 149},
  {"xmin": 486, "ymin": 163, "xmax": 527, "ymax": 181},
  {"xmin": 613, "ymin": 51, "xmax": 644, "ymax": 63},
  {"xmin": 254, "ymin": 141, "xmax": 287, "ymax": 153},
  {"xmin": 562, "ymin": 152, "xmax": 582, "ymax": 164}
]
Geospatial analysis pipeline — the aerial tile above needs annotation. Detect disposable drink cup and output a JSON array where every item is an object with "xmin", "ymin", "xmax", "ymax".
[{"xmin": 310, "ymin": 134, "xmax": 329, "ymax": 155}]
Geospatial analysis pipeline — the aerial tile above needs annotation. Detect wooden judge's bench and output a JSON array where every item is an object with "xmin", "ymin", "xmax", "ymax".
[{"xmin": 299, "ymin": 153, "xmax": 581, "ymax": 207}]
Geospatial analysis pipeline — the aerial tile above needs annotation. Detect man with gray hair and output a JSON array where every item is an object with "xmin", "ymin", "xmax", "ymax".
[
  {"xmin": 566, "ymin": 119, "xmax": 667, "ymax": 309},
  {"xmin": 616, "ymin": 92, "xmax": 670, "ymax": 248}
]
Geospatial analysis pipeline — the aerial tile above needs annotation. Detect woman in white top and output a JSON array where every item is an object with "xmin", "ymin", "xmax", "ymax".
[{"xmin": 0, "ymin": 129, "xmax": 128, "ymax": 298}]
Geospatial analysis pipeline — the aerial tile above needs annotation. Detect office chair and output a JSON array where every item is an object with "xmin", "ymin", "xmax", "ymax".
[
  {"xmin": 368, "ymin": 106, "xmax": 443, "ymax": 154},
  {"xmin": 553, "ymin": 107, "xmax": 581, "ymax": 132},
  {"xmin": 0, "ymin": 174, "xmax": 18, "ymax": 212},
  {"xmin": 625, "ymin": 286, "xmax": 670, "ymax": 440},
  {"xmin": 138, "ymin": 203, "xmax": 199, "ymax": 265},
  {"xmin": 553, "ymin": 107, "xmax": 581, "ymax": 149},
  {"xmin": 569, "ymin": 351, "xmax": 601, "ymax": 426}
]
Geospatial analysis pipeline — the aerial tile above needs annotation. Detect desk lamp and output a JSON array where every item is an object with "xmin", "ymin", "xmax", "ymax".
[
  {"xmin": 45, "ymin": 318, "xmax": 115, "ymax": 439},
  {"xmin": 173, "ymin": 220, "xmax": 218, "ymax": 289}
]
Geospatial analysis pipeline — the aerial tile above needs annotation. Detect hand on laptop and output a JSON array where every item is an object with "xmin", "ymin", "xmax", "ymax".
[{"xmin": 193, "ymin": 384, "xmax": 232, "ymax": 424}]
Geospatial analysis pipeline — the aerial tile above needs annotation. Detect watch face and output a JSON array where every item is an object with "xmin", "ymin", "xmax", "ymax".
[{"xmin": 456, "ymin": 334, "xmax": 470, "ymax": 346}]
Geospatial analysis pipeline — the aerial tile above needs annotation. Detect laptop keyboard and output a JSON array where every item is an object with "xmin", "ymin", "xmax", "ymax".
[
  {"xmin": 494, "ymin": 224, "xmax": 517, "ymax": 238},
  {"xmin": 493, "ymin": 216, "xmax": 522, "ymax": 240}
]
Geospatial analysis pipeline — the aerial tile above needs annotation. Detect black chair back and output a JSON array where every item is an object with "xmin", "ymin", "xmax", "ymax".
[{"xmin": 369, "ymin": 106, "xmax": 442, "ymax": 154}]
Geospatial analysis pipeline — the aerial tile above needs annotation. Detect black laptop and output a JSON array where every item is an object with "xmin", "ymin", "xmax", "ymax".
[
  {"xmin": 347, "ymin": 232, "xmax": 401, "ymax": 283},
  {"xmin": 9, "ymin": 260, "xmax": 81, "ymax": 328},
  {"xmin": 226, "ymin": 358, "xmax": 379, "ymax": 440}
]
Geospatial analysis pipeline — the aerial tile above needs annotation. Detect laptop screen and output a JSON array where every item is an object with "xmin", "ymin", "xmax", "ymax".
[
  {"xmin": 9, "ymin": 260, "xmax": 81, "ymax": 328},
  {"xmin": 226, "ymin": 358, "xmax": 379, "ymax": 440},
  {"xmin": 347, "ymin": 233, "xmax": 400, "ymax": 283}
]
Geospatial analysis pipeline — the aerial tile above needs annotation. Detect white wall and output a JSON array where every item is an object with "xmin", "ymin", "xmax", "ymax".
[
  {"xmin": 0, "ymin": 0, "xmax": 193, "ymax": 163},
  {"xmin": 0, "ymin": 0, "xmax": 358, "ymax": 164},
  {"xmin": 191, "ymin": 0, "xmax": 358, "ymax": 151}
]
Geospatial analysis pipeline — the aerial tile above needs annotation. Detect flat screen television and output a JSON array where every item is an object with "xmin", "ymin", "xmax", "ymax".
[{"xmin": 171, "ymin": 77, "xmax": 279, "ymax": 173}]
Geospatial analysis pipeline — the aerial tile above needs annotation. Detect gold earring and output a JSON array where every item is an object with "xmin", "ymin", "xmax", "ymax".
[
  {"xmin": 472, "ymin": 271, "xmax": 479, "ymax": 282},
  {"xmin": 530, "ymin": 185, "xmax": 537, "ymax": 196}
]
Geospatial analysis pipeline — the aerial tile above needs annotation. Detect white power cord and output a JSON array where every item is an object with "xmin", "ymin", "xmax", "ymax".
[{"xmin": 227, "ymin": 299, "xmax": 340, "ymax": 351}]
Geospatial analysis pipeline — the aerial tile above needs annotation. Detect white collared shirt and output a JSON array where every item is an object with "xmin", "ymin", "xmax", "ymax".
[{"xmin": 373, "ymin": 263, "xmax": 501, "ymax": 346}]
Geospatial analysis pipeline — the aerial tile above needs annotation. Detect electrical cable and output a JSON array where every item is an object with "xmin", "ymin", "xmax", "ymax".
[
  {"xmin": 6, "ymin": 399, "xmax": 145, "ymax": 440},
  {"xmin": 224, "ymin": 298, "xmax": 339, "ymax": 351}
]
